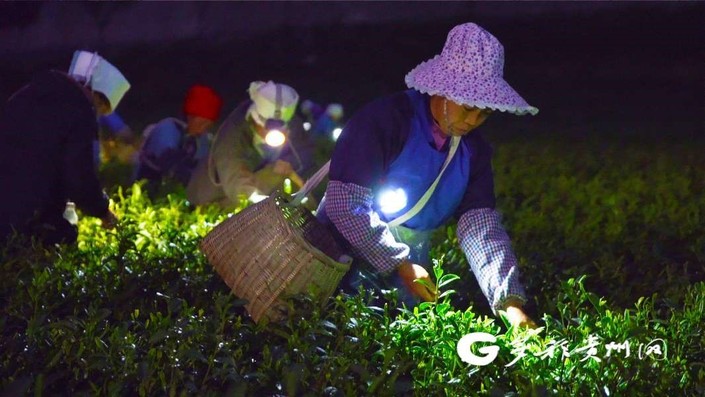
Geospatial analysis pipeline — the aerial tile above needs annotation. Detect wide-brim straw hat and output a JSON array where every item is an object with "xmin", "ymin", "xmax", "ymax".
[{"xmin": 405, "ymin": 23, "xmax": 538, "ymax": 116}]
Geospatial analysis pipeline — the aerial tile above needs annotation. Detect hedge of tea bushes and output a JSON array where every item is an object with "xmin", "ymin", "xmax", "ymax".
[
  {"xmin": 436, "ymin": 135, "xmax": 704, "ymax": 313},
  {"xmin": 1, "ymin": 136, "xmax": 704, "ymax": 396}
]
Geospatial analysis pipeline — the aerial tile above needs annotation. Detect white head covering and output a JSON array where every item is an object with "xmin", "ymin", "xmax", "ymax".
[
  {"xmin": 68, "ymin": 50, "xmax": 131, "ymax": 110},
  {"xmin": 247, "ymin": 81, "xmax": 299, "ymax": 126},
  {"xmin": 325, "ymin": 103, "xmax": 344, "ymax": 120}
]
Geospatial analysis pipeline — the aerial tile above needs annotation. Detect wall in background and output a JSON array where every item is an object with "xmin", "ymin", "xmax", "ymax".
[{"xmin": 0, "ymin": 2, "xmax": 680, "ymax": 55}]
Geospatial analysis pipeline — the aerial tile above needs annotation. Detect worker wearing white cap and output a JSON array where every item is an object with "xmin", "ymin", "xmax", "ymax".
[
  {"xmin": 68, "ymin": 50, "xmax": 137, "ymax": 166},
  {"xmin": 68, "ymin": 50, "xmax": 131, "ymax": 113},
  {"xmin": 186, "ymin": 81, "xmax": 316, "ymax": 208},
  {"xmin": 0, "ymin": 50, "xmax": 129, "ymax": 245}
]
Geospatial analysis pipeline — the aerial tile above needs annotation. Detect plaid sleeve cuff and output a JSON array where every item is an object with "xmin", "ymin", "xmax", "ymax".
[
  {"xmin": 457, "ymin": 208, "xmax": 527, "ymax": 313},
  {"xmin": 325, "ymin": 180, "xmax": 409, "ymax": 273}
]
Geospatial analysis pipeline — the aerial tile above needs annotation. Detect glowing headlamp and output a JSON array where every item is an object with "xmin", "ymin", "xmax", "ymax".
[
  {"xmin": 378, "ymin": 188, "xmax": 408, "ymax": 215},
  {"xmin": 248, "ymin": 191, "xmax": 269, "ymax": 203},
  {"xmin": 264, "ymin": 118, "xmax": 287, "ymax": 147},
  {"xmin": 263, "ymin": 84, "xmax": 287, "ymax": 147},
  {"xmin": 332, "ymin": 127, "xmax": 343, "ymax": 141}
]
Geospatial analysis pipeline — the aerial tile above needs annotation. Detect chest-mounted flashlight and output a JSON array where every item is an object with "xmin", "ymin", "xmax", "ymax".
[{"xmin": 378, "ymin": 188, "xmax": 408, "ymax": 215}]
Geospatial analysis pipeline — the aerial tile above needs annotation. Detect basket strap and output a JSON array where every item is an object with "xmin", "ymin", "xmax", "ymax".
[
  {"xmin": 291, "ymin": 160, "xmax": 330, "ymax": 206},
  {"xmin": 291, "ymin": 135, "xmax": 459, "ymax": 215},
  {"xmin": 387, "ymin": 135, "xmax": 460, "ymax": 227}
]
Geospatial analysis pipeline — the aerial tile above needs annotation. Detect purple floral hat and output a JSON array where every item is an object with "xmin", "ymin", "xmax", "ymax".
[{"xmin": 405, "ymin": 23, "xmax": 538, "ymax": 116}]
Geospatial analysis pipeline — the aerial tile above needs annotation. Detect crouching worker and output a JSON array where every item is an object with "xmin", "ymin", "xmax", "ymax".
[
  {"xmin": 0, "ymin": 50, "xmax": 126, "ymax": 245},
  {"xmin": 186, "ymin": 81, "xmax": 315, "ymax": 208},
  {"xmin": 300, "ymin": 99, "xmax": 345, "ymax": 140},
  {"xmin": 134, "ymin": 84, "xmax": 223, "ymax": 196},
  {"xmin": 316, "ymin": 23, "xmax": 538, "ymax": 328}
]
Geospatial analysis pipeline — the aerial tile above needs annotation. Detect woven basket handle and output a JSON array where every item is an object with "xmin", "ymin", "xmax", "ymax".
[{"xmin": 291, "ymin": 160, "xmax": 330, "ymax": 206}]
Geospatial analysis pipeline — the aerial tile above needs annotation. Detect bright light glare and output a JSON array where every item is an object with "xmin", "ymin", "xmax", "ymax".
[
  {"xmin": 248, "ymin": 192, "xmax": 269, "ymax": 203},
  {"xmin": 332, "ymin": 127, "xmax": 343, "ymax": 141},
  {"xmin": 303, "ymin": 122, "xmax": 311, "ymax": 131},
  {"xmin": 378, "ymin": 188, "xmax": 407, "ymax": 214},
  {"xmin": 265, "ymin": 130, "xmax": 286, "ymax": 147}
]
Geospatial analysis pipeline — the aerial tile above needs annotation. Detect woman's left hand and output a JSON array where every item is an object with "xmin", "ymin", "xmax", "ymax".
[
  {"xmin": 397, "ymin": 260, "xmax": 437, "ymax": 302},
  {"xmin": 502, "ymin": 299, "xmax": 537, "ymax": 329}
]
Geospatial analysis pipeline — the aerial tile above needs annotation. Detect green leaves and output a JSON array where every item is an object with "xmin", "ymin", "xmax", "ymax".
[{"xmin": 2, "ymin": 135, "xmax": 704, "ymax": 395}]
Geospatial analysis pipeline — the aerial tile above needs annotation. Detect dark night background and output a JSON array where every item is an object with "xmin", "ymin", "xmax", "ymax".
[
  {"xmin": 1, "ymin": 4, "xmax": 704, "ymax": 393},
  {"xmin": 1, "ymin": 1, "xmax": 704, "ymax": 142}
]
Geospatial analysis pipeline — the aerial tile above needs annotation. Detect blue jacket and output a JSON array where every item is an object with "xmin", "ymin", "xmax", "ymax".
[
  {"xmin": 135, "ymin": 118, "xmax": 209, "ymax": 186},
  {"xmin": 328, "ymin": 90, "xmax": 496, "ymax": 223}
]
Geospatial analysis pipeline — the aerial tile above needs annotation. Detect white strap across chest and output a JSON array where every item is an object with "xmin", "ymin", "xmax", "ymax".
[
  {"xmin": 387, "ymin": 135, "xmax": 460, "ymax": 227},
  {"xmin": 293, "ymin": 135, "xmax": 460, "ymax": 225}
]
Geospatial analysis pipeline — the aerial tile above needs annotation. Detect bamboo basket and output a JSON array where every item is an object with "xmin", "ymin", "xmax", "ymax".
[{"xmin": 200, "ymin": 190, "xmax": 351, "ymax": 323}]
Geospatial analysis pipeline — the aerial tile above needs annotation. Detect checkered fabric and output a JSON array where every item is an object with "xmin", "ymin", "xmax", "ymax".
[
  {"xmin": 325, "ymin": 180, "xmax": 527, "ymax": 312},
  {"xmin": 325, "ymin": 180, "xmax": 410, "ymax": 273},
  {"xmin": 457, "ymin": 208, "xmax": 527, "ymax": 313}
]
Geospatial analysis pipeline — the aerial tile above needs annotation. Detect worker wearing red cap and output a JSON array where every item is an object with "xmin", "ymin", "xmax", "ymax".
[{"xmin": 135, "ymin": 84, "xmax": 223, "ymax": 194}]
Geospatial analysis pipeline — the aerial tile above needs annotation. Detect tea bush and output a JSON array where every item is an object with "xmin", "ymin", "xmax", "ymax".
[{"xmin": 1, "ymin": 135, "xmax": 703, "ymax": 396}]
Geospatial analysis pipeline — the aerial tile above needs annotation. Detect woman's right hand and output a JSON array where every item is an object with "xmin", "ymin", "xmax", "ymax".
[
  {"xmin": 100, "ymin": 210, "xmax": 118, "ymax": 230},
  {"xmin": 272, "ymin": 160, "xmax": 294, "ymax": 176},
  {"xmin": 397, "ymin": 260, "xmax": 437, "ymax": 302},
  {"xmin": 273, "ymin": 160, "xmax": 305, "ymax": 188}
]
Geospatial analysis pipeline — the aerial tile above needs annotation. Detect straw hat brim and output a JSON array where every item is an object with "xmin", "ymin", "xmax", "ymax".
[{"xmin": 405, "ymin": 55, "xmax": 539, "ymax": 116}]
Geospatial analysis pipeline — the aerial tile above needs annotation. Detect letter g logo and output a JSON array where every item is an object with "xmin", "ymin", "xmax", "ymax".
[{"xmin": 457, "ymin": 332, "xmax": 500, "ymax": 366}]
